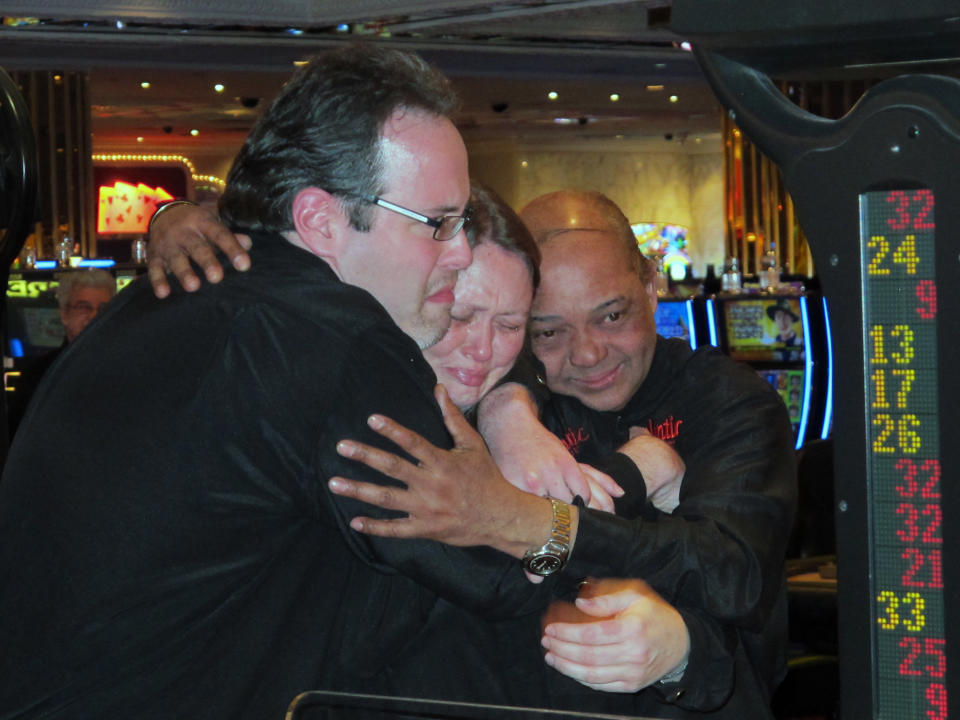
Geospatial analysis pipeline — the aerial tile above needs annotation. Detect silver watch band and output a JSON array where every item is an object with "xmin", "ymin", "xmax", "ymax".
[
  {"xmin": 657, "ymin": 657, "xmax": 688, "ymax": 685},
  {"xmin": 521, "ymin": 498, "xmax": 571, "ymax": 576}
]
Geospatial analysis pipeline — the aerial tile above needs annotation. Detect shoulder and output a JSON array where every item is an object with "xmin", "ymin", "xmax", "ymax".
[
  {"xmin": 109, "ymin": 233, "xmax": 433, "ymax": 392},
  {"xmin": 192, "ymin": 232, "xmax": 416, "ymax": 354},
  {"xmin": 652, "ymin": 340, "xmax": 787, "ymax": 422}
]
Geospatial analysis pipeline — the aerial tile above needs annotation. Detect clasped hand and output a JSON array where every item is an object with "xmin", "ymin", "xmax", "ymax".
[
  {"xmin": 541, "ymin": 577, "xmax": 690, "ymax": 693},
  {"xmin": 477, "ymin": 384, "xmax": 623, "ymax": 512}
]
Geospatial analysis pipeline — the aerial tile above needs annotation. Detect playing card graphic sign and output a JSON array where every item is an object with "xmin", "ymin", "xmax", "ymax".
[{"xmin": 97, "ymin": 181, "xmax": 174, "ymax": 234}]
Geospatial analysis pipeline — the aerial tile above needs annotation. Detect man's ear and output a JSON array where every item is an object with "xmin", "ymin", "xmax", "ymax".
[
  {"xmin": 290, "ymin": 187, "xmax": 347, "ymax": 269},
  {"xmin": 644, "ymin": 279, "xmax": 658, "ymax": 314}
]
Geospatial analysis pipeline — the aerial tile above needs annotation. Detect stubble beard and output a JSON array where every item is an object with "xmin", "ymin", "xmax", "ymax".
[{"xmin": 414, "ymin": 313, "xmax": 451, "ymax": 351}]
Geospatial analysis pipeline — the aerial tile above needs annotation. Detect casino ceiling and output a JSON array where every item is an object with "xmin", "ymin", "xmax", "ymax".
[{"xmin": 0, "ymin": 0, "xmax": 726, "ymax": 163}]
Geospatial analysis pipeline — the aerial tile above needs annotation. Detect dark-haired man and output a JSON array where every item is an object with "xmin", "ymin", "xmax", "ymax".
[{"xmin": 0, "ymin": 45, "xmax": 573, "ymax": 720}]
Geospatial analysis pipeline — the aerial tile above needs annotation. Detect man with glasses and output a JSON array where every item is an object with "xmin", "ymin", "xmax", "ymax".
[
  {"xmin": 0, "ymin": 45, "xmax": 570, "ymax": 720},
  {"xmin": 57, "ymin": 268, "xmax": 116, "ymax": 343}
]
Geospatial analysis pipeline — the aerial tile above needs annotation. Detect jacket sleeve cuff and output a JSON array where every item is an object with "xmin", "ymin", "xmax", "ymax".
[
  {"xmin": 587, "ymin": 452, "xmax": 648, "ymax": 515},
  {"xmin": 563, "ymin": 502, "xmax": 637, "ymax": 580},
  {"xmin": 652, "ymin": 608, "xmax": 736, "ymax": 711}
]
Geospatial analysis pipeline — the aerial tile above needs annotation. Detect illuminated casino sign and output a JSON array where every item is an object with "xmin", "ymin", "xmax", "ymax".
[
  {"xmin": 97, "ymin": 181, "xmax": 173, "ymax": 235},
  {"xmin": 861, "ymin": 188, "xmax": 945, "ymax": 719}
]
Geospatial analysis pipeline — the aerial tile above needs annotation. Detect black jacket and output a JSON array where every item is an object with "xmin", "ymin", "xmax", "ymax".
[
  {"xmin": 538, "ymin": 337, "xmax": 798, "ymax": 717},
  {"xmin": 0, "ymin": 231, "xmax": 560, "ymax": 719}
]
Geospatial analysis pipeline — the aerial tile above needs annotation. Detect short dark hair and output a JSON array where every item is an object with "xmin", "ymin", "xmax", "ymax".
[
  {"xmin": 220, "ymin": 43, "xmax": 458, "ymax": 234},
  {"xmin": 467, "ymin": 182, "xmax": 540, "ymax": 290}
]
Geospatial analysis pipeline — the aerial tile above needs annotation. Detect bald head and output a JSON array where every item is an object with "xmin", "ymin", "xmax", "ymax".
[
  {"xmin": 519, "ymin": 189, "xmax": 654, "ymax": 284},
  {"xmin": 522, "ymin": 190, "xmax": 662, "ymax": 410}
]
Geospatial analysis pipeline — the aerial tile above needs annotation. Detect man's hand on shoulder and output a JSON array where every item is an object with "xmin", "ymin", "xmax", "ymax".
[
  {"xmin": 147, "ymin": 201, "xmax": 253, "ymax": 299},
  {"xmin": 327, "ymin": 384, "xmax": 577, "ymax": 560}
]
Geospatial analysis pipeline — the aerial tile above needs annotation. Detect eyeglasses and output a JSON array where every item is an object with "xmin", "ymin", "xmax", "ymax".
[{"xmin": 361, "ymin": 195, "xmax": 471, "ymax": 241}]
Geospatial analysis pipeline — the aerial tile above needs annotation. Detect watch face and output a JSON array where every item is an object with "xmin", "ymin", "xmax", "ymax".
[{"xmin": 526, "ymin": 553, "xmax": 562, "ymax": 576}]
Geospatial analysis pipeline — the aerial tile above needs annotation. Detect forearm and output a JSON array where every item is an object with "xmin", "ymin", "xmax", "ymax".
[
  {"xmin": 565, "ymin": 497, "xmax": 787, "ymax": 630},
  {"xmin": 560, "ymin": 391, "xmax": 794, "ymax": 628},
  {"xmin": 476, "ymin": 381, "xmax": 539, "ymax": 440},
  {"xmin": 478, "ymin": 487, "xmax": 580, "ymax": 562},
  {"xmin": 329, "ymin": 458, "xmax": 580, "ymax": 616},
  {"xmin": 477, "ymin": 383, "xmax": 621, "ymax": 509},
  {"xmin": 324, "ymin": 363, "xmax": 582, "ymax": 617}
]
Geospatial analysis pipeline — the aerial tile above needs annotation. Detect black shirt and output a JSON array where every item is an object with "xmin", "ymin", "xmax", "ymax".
[{"xmin": 540, "ymin": 338, "xmax": 797, "ymax": 717}]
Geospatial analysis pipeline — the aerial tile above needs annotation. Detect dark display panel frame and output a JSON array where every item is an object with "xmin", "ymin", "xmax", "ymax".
[{"xmin": 674, "ymin": 3, "xmax": 960, "ymax": 715}]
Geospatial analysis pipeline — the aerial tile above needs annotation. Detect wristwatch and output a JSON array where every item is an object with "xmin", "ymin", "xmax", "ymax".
[{"xmin": 522, "ymin": 498, "xmax": 572, "ymax": 576}]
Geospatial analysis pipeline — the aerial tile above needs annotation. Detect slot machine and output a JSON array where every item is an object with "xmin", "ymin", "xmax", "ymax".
[
  {"xmin": 5, "ymin": 270, "xmax": 62, "ymax": 361},
  {"xmin": 675, "ymin": 2, "xmax": 960, "ymax": 716},
  {"xmin": 706, "ymin": 293, "xmax": 820, "ymax": 448},
  {"xmin": 653, "ymin": 297, "xmax": 698, "ymax": 350}
]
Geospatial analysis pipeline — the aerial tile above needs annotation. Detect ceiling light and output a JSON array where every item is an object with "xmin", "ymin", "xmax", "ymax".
[
  {"xmin": 136, "ymin": 136, "xmax": 144, "ymax": 143},
  {"xmin": 190, "ymin": 129, "xmax": 199, "ymax": 136},
  {"xmin": 609, "ymin": 93, "xmax": 620, "ymax": 102},
  {"xmin": 140, "ymin": 82, "xmax": 151, "ymax": 89},
  {"xmin": 646, "ymin": 85, "xmax": 664, "ymax": 92},
  {"xmin": 655, "ymin": 62, "xmax": 666, "ymax": 70},
  {"xmin": 669, "ymin": 95, "xmax": 679, "ymax": 103},
  {"xmin": 214, "ymin": 84, "xmax": 225, "ymax": 93},
  {"xmin": 548, "ymin": 91, "xmax": 558, "ymax": 101},
  {"xmin": 521, "ymin": 160, "xmax": 528, "ymax": 168},
  {"xmin": 293, "ymin": 60, "xmax": 309, "ymax": 67}
]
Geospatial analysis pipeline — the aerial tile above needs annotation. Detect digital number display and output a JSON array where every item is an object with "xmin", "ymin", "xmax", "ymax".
[{"xmin": 861, "ymin": 189, "xmax": 945, "ymax": 719}]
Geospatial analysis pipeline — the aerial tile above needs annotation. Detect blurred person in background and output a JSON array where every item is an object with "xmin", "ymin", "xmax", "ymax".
[{"xmin": 6, "ymin": 269, "xmax": 115, "ymax": 439}]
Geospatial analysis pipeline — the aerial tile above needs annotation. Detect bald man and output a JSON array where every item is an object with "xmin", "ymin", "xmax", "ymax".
[{"xmin": 496, "ymin": 190, "xmax": 796, "ymax": 710}]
